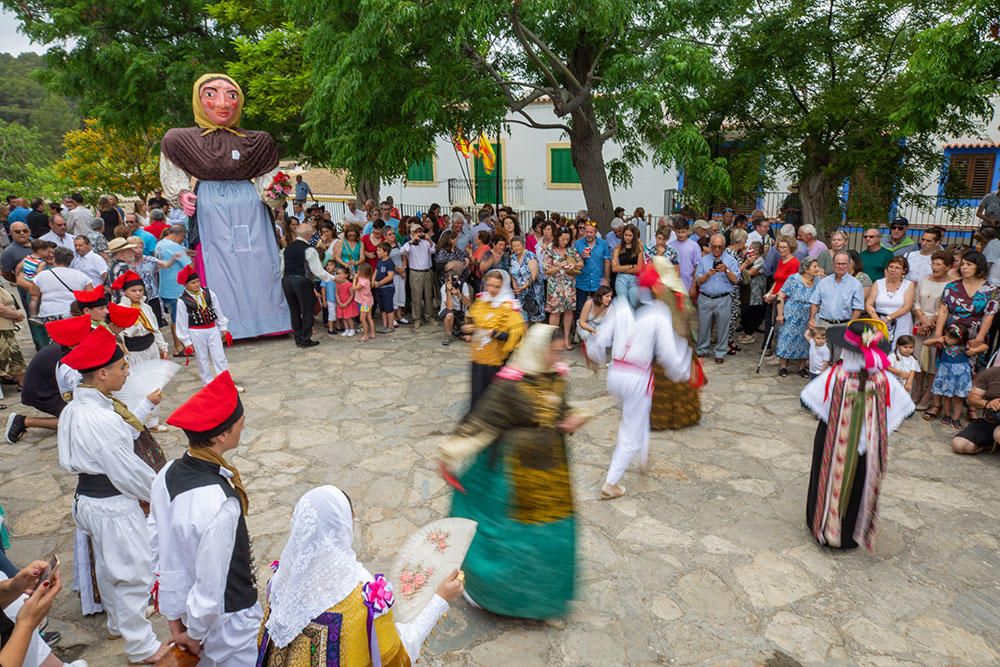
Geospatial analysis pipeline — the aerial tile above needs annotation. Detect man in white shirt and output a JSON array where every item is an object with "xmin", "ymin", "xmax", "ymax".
[
  {"xmin": 906, "ymin": 226, "xmax": 944, "ymax": 283},
  {"xmin": 57, "ymin": 326, "xmax": 168, "ymax": 664},
  {"xmin": 747, "ymin": 217, "xmax": 771, "ymax": 247},
  {"xmin": 401, "ymin": 223, "xmax": 436, "ymax": 329},
  {"xmin": 343, "ymin": 200, "xmax": 367, "ymax": 225},
  {"xmin": 282, "ymin": 217, "xmax": 335, "ymax": 348},
  {"xmin": 72, "ymin": 235, "xmax": 108, "ymax": 286},
  {"xmin": 64, "ymin": 193, "xmax": 93, "ymax": 236},
  {"xmin": 39, "ymin": 214, "xmax": 75, "ymax": 251},
  {"xmin": 151, "ymin": 371, "xmax": 261, "ymax": 667},
  {"xmin": 586, "ymin": 258, "xmax": 692, "ymax": 500}
]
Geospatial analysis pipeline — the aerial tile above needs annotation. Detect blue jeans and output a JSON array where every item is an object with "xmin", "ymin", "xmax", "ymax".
[
  {"xmin": 0, "ymin": 548, "xmax": 17, "ymax": 578},
  {"xmin": 615, "ymin": 273, "xmax": 639, "ymax": 309},
  {"xmin": 162, "ymin": 297, "xmax": 178, "ymax": 322}
]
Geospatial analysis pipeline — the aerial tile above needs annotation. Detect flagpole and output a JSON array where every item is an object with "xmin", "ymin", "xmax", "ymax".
[{"xmin": 495, "ymin": 121, "xmax": 502, "ymax": 207}]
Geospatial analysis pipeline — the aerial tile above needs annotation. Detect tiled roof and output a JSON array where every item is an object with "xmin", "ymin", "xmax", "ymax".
[
  {"xmin": 280, "ymin": 162, "xmax": 355, "ymax": 198},
  {"xmin": 943, "ymin": 142, "xmax": 1000, "ymax": 150}
]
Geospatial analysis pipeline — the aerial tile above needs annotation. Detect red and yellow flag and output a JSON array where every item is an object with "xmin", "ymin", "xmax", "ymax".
[
  {"xmin": 478, "ymin": 134, "xmax": 496, "ymax": 174},
  {"xmin": 453, "ymin": 131, "xmax": 472, "ymax": 158}
]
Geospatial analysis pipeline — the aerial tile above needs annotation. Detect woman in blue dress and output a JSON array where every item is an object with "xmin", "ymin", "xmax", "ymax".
[
  {"xmin": 776, "ymin": 258, "xmax": 820, "ymax": 377},
  {"xmin": 159, "ymin": 73, "xmax": 289, "ymax": 339}
]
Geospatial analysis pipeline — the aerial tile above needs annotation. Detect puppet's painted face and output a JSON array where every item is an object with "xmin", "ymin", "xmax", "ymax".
[{"xmin": 199, "ymin": 79, "xmax": 240, "ymax": 126}]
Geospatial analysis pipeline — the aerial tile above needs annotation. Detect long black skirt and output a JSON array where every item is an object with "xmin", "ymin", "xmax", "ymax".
[
  {"xmin": 470, "ymin": 362, "xmax": 502, "ymax": 411},
  {"xmin": 805, "ymin": 421, "xmax": 867, "ymax": 550}
]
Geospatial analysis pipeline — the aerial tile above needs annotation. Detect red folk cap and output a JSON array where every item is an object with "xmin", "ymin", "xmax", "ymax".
[
  {"xmin": 45, "ymin": 314, "xmax": 92, "ymax": 347},
  {"xmin": 73, "ymin": 285, "xmax": 108, "ymax": 308},
  {"xmin": 111, "ymin": 270, "xmax": 144, "ymax": 291},
  {"xmin": 177, "ymin": 265, "xmax": 200, "ymax": 285},
  {"xmin": 107, "ymin": 302, "xmax": 141, "ymax": 328},
  {"xmin": 166, "ymin": 371, "xmax": 244, "ymax": 440},
  {"xmin": 59, "ymin": 325, "xmax": 124, "ymax": 373}
]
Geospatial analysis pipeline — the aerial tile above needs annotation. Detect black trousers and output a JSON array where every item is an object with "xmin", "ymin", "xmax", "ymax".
[{"xmin": 282, "ymin": 275, "xmax": 316, "ymax": 344}]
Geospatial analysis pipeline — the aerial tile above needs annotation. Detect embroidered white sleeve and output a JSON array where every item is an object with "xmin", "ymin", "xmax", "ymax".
[
  {"xmin": 185, "ymin": 497, "xmax": 240, "ymax": 642},
  {"xmin": 160, "ymin": 155, "xmax": 192, "ymax": 206},
  {"xmin": 395, "ymin": 594, "xmax": 449, "ymax": 663}
]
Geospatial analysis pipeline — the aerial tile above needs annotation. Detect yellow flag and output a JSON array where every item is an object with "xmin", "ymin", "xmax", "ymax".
[
  {"xmin": 478, "ymin": 134, "xmax": 496, "ymax": 174},
  {"xmin": 453, "ymin": 131, "xmax": 472, "ymax": 158}
]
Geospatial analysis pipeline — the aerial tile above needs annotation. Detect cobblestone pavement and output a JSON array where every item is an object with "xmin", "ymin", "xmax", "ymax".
[{"xmin": 1, "ymin": 324, "xmax": 998, "ymax": 666}]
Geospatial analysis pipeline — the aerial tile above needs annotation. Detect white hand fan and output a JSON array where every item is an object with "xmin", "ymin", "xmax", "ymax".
[
  {"xmin": 388, "ymin": 517, "xmax": 478, "ymax": 623},
  {"xmin": 113, "ymin": 359, "xmax": 181, "ymax": 414}
]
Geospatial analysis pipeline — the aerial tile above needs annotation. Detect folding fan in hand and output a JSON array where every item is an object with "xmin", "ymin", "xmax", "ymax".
[
  {"xmin": 113, "ymin": 360, "xmax": 181, "ymax": 414},
  {"xmin": 388, "ymin": 517, "xmax": 478, "ymax": 623}
]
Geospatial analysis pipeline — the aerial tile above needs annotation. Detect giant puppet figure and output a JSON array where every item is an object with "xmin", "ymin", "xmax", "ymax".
[{"xmin": 159, "ymin": 74, "xmax": 289, "ymax": 339}]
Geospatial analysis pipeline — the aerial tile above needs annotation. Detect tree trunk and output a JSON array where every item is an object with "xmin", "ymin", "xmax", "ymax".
[
  {"xmin": 800, "ymin": 171, "xmax": 834, "ymax": 235},
  {"xmin": 568, "ymin": 107, "xmax": 613, "ymax": 233},
  {"xmin": 356, "ymin": 179, "xmax": 380, "ymax": 205}
]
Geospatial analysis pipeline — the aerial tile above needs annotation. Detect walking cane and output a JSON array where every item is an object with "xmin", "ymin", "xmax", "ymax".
[{"xmin": 756, "ymin": 306, "xmax": 777, "ymax": 374}]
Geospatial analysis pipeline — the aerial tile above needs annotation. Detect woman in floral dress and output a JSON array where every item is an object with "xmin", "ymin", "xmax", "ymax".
[
  {"xmin": 776, "ymin": 258, "xmax": 820, "ymax": 377},
  {"xmin": 509, "ymin": 236, "xmax": 545, "ymax": 322},
  {"xmin": 543, "ymin": 228, "xmax": 582, "ymax": 349},
  {"xmin": 931, "ymin": 250, "xmax": 998, "ymax": 369}
]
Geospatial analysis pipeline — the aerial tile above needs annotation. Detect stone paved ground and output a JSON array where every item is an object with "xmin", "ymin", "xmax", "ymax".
[{"xmin": 1, "ymin": 324, "xmax": 999, "ymax": 666}]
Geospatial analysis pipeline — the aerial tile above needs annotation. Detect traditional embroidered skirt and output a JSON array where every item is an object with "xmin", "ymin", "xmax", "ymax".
[
  {"xmin": 650, "ymin": 365, "xmax": 700, "ymax": 430},
  {"xmin": 805, "ymin": 421, "xmax": 868, "ymax": 550}
]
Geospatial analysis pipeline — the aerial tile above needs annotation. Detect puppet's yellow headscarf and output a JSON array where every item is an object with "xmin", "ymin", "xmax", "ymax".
[{"xmin": 192, "ymin": 73, "xmax": 246, "ymax": 137}]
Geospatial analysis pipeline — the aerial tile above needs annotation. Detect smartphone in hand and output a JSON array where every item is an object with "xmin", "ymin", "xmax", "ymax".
[{"xmin": 38, "ymin": 554, "xmax": 59, "ymax": 586}]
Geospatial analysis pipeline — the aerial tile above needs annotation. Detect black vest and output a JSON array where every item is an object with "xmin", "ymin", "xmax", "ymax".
[
  {"xmin": 179, "ymin": 289, "xmax": 218, "ymax": 328},
  {"xmin": 283, "ymin": 239, "xmax": 309, "ymax": 278},
  {"xmin": 164, "ymin": 453, "xmax": 257, "ymax": 613}
]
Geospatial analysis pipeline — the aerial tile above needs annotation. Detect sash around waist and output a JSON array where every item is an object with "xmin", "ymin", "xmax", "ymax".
[
  {"xmin": 123, "ymin": 332, "xmax": 155, "ymax": 352},
  {"xmin": 76, "ymin": 473, "xmax": 122, "ymax": 498},
  {"xmin": 613, "ymin": 358, "xmax": 651, "ymax": 373}
]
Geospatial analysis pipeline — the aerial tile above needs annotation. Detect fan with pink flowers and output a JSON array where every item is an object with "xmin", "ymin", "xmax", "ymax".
[{"xmin": 388, "ymin": 517, "xmax": 478, "ymax": 623}]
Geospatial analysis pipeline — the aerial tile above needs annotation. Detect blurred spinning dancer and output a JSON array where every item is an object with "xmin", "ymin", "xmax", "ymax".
[{"xmin": 586, "ymin": 257, "xmax": 699, "ymax": 500}]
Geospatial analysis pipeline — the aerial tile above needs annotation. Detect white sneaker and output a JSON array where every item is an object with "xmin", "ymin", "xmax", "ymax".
[
  {"xmin": 347, "ymin": 329, "xmax": 355, "ymax": 337},
  {"xmin": 339, "ymin": 330, "xmax": 348, "ymax": 336}
]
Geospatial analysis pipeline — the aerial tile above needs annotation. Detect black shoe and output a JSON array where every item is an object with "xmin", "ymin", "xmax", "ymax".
[
  {"xmin": 5, "ymin": 413, "xmax": 25, "ymax": 444},
  {"xmin": 300, "ymin": 339, "xmax": 320, "ymax": 348},
  {"xmin": 40, "ymin": 630, "xmax": 61, "ymax": 647}
]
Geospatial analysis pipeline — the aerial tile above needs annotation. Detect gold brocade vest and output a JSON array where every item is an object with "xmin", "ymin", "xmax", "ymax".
[
  {"xmin": 258, "ymin": 583, "xmax": 410, "ymax": 667},
  {"xmin": 466, "ymin": 300, "xmax": 524, "ymax": 367}
]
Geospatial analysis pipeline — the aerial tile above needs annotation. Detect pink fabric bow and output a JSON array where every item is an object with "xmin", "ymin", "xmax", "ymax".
[
  {"xmin": 844, "ymin": 329, "xmax": 890, "ymax": 372},
  {"xmin": 363, "ymin": 574, "xmax": 394, "ymax": 614}
]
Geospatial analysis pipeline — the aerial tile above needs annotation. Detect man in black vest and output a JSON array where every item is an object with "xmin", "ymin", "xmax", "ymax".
[
  {"xmin": 282, "ymin": 216, "xmax": 335, "ymax": 348},
  {"xmin": 150, "ymin": 370, "xmax": 260, "ymax": 665}
]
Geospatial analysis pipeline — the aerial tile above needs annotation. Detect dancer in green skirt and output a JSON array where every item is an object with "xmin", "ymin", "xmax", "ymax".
[{"xmin": 439, "ymin": 324, "xmax": 589, "ymax": 619}]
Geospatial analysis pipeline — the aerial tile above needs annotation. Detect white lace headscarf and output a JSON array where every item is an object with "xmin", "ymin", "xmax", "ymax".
[
  {"xmin": 480, "ymin": 269, "xmax": 516, "ymax": 307},
  {"xmin": 504, "ymin": 323, "xmax": 557, "ymax": 375},
  {"xmin": 265, "ymin": 486, "xmax": 369, "ymax": 648}
]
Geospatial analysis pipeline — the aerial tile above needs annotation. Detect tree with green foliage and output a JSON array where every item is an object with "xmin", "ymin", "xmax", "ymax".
[
  {"xmin": 717, "ymin": 0, "xmax": 997, "ymax": 230},
  {"xmin": 896, "ymin": 3, "xmax": 1000, "ymax": 138},
  {"xmin": 0, "ymin": 53, "xmax": 79, "ymax": 158},
  {"xmin": 287, "ymin": 0, "xmax": 730, "ymax": 226},
  {"xmin": 1, "ymin": 0, "xmax": 237, "ymax": 133},
  {"xmin": 54, "ymin": 119, "xmax": 162, "ymax": 200},
  {"xmin": 0, "ymin": 119, "xmax": 73, "ymax": 198}
]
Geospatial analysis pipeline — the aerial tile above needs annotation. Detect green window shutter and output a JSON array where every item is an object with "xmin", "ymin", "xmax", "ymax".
[
  {"xmin": 550, "ymin": 147, "xmax": 580, "ymax": 184},
  {"xmin": 407, "ymin": 156, "xmax": 434, "ymax": 182}
]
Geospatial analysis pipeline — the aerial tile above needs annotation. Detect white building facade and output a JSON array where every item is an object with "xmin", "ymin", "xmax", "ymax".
[{"xmin": 381, "ymin": 101, "xmax": 679, "ymax": 218}]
